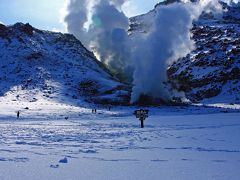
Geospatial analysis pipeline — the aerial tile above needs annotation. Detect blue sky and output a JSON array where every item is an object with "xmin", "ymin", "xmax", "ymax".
[
  {"xmin": 0, "ymin": 0, "xmax": 65, "ymax": 31},
  {"xmin": 0, "ymin": 0, "xmax": 161, "ymax": 32}
]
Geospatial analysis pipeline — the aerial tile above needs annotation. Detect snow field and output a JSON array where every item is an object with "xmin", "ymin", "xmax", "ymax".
[{"xmin": 0, "ymin": 105, "xmax": 239, "ymax": 180}]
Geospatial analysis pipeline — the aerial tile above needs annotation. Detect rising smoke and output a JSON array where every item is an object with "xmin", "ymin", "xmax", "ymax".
[
  {"xmin": 64, "ymin": 0, "xmax": 223, "ymax": 104},
  {"xmin": 130, "ymin": 0, "xmax": 222, "ymax": 103},
  {"xmin": 64, "ymin": 0, "xmax": 131, "ymax": 78}
]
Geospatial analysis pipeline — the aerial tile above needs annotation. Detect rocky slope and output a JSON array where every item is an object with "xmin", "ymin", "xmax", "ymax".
[
  {"xmin": 130, "ymin": 1, "xmax": 240, "ymax": 104},
  {"xmin": 0, "ymin": 23, "xmax": 129, "ymax": 105}
]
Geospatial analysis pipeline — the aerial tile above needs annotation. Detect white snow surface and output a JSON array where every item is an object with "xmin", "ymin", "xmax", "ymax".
[{"xmin": 0, "ymin": 99, "xmax": 240, "ymax": 180}]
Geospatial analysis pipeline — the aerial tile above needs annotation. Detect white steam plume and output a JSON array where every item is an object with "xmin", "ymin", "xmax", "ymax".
[
  {"xmin": 64, "ymin": 0, "xmax": 89, "ymax": 45},
  {"xmin": 222, "ymin": 0, "xmax": 240, "ymax": 5},
  {"xmin": 130, "ymin": 0, "xmax": 222, "ymax": 103},
  {"xmin": 64, "ymin": 0, "xmax": 223, "ymax": 104},
  {"xmin": 64, "ymin": 0, "xmax": 131, "ymax": 77}
]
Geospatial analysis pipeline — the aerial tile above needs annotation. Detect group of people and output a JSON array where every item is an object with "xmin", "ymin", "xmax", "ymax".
[
  {"xmin": 91, "ymin": 107, "xmax": 111, "ymax": 114},
  {"xmin": 92, "ymin": 109, "xmax": 97, "ymax": 114}
]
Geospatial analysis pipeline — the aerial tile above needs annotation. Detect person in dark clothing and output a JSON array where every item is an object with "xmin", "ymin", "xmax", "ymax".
[
  {"xmin": 91, "ymin": 109, "xmax": 97, "ymax": 114},
  {"xmin": 17, "ymin": 111, "xmax": 20, "ymax": 119}
]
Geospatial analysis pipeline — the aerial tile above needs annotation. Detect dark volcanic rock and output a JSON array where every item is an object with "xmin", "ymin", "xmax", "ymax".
[{"xmin": 0, "ymin": 24, "xmax": 9, "ymax": 37}]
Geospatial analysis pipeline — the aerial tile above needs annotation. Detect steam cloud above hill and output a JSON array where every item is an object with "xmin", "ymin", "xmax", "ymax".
[
  {"xmin": 64, "ymin": 0, "xmax": 223, "ymax": 103},
  {"xmin": 64, "ymin": 0, "xmax": 131, "ymax": 77}
]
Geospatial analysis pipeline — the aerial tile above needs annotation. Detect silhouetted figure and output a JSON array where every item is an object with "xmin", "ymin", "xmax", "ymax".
[
  {"xmin": 108, "ymin": 107, "xmax": 111, "ymax": 111},
  {"xmin": 17, "ymin": 111, "xmax": 20, "ymax": 119},
  {"xmin": 95, "ymin": 109, "xmax": 97, "ymax": 114}
]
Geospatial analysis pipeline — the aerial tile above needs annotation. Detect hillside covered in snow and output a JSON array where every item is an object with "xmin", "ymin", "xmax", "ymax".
[
  {"xmin": 0, "ymin": 23, "xmax": 129, "ymax": 106},
  {"xmin": 130, "ymin": 1, "xmax": 240, "ymax": 104},
  {"xmin": 1, "ymin": 1, "xmax": 240, "ymax": 106},
  {"xmin": 0, "ymin": 2, "xmax": 240, "ymax": 180}
]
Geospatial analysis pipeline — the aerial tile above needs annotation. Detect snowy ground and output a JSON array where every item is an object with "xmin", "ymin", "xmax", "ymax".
[{"xmin": 0, "ymin": 99, "xmax": 240, "ymax": 180}]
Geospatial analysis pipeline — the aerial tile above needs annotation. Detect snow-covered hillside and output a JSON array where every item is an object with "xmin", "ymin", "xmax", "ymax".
[
  {"xmin": 0, "ymin": 23, "xmax": 129, "ymax": 106},
  {"xmin": 130, "ymin": 1, "xmax": 240, "ymax": 104},
  {"xmin": 0, "ymin": 4, "xmax": 239, "ymax": 180}
]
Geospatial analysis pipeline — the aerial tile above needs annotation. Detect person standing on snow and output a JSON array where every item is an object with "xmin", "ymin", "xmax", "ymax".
[{"xmin": 17, "ymin": 111, "xmax": 20, "ymax": 119}]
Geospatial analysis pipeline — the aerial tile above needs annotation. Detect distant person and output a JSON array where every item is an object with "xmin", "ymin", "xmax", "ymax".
[
  {"xmin": 17, "ymin": 111, "xmax": 20, "ymax": 119},
  {"xmin": 92, "ymin": 109, "xmax": 97, "ymax": 114}
]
